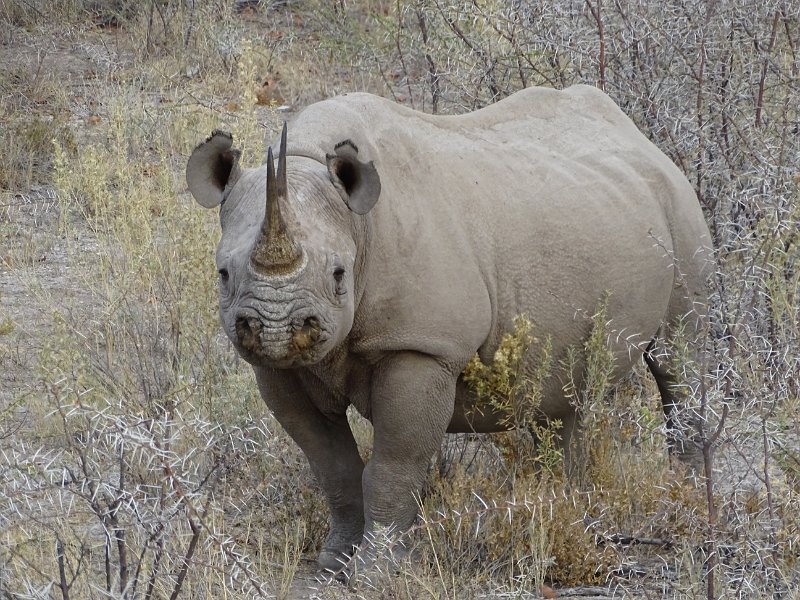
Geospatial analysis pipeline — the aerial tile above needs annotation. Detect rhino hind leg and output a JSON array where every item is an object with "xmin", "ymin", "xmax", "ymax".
[
  {"xmin": 645, "ymin": 229, "xmax": 713, "ymax": 475},
  {"xmin": 644, "ymin": 332, "xmax": 704, "ymax": 473}
]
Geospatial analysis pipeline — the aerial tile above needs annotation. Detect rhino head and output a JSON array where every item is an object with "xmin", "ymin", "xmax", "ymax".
[{"xmin": 186, "ymin": 124, "xmax": 381, "ymax": 368}]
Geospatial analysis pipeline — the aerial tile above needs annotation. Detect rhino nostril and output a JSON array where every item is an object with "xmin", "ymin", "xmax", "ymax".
[
  {"xmin": 292, "ymin": 317, "xmax": 321, "ymax": 351},
  {"xmin": 235, "ymin": 316, "xmax": 267, "ymax": 355},
  {"xmin": 235, "ymin": 316, "xmax": 250, "ymax": 335}
]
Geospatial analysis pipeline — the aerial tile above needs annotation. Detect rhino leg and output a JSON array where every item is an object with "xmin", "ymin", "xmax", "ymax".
[
  {"xmin": 361, "ymin": 352, "xmax": 455, "ymax": 542},
  {"xmin": 645, "ymin": 330, "xmax": 704, "ymax": 473},
  {"xmin": 253, "ymin": 367, "xmax": 365, "ymax": 572},
  {"xmin": 648, "ymin": 223, "xmax": 713, "ymax": 474}
]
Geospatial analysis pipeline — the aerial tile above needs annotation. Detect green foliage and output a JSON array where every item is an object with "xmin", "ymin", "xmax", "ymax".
[
  {"xmin": 562, "ymin": 294, "xmax": 618, "ymax": 482},
  {"xmin": 463, "ymin": 315, "xmax": 553, "ymax": 431},
  {"xmin": 566, "ymin": 294, "xmax": 616, "ymax": 408},
  {"xmin": 463, "ymin": 316, "xmax": 563, "ymax": 476}
]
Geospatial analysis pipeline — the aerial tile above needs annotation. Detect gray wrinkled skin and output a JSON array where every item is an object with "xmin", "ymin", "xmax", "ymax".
[{"xmin": 186, "ymin": 85, "xmax": 713, "ymax": 573}]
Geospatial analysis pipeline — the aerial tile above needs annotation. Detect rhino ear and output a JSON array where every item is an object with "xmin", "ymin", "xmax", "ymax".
[
  {"xmin": 326, "ymin": 140, "xmax": 381, "ymax": 215},
  {"xmin": 186, "ymin": 130, "xmax": 242, "ymax": 208}
]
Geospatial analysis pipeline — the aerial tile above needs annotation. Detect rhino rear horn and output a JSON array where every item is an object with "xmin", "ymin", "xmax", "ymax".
[
  {"xmin": 326, "ymin": 140, "xmax": 381, "ymax": 215},
  {"xmin": 186, "ymin": 130, "xmax": 242, "ymax": 208}
]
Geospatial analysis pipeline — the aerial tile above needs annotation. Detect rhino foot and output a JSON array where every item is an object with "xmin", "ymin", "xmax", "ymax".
[
  {"xmin": 315, "ymin": 533, "xmax": 411, "ymax": 590},
  {"xmin": 317, "ymin": 547, "xmax": 353, "ymax": 575}
]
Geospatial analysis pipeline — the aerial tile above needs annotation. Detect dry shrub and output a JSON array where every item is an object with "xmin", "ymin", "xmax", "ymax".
[
  {"xmin": 0, "ymin": 117, "xmax": 75, "ymax": 191},
  {"xmin": 403, "ymin": 312, "xmax": 705, "ymax": 593},
  {"xmin": 0, "ymin": 56, "xmax": 75, "ymax": 192},
  {"xmin": 421, "ymin": 466, "xmax": 619, "ymax": 589},
  {"xmin": 0, "ymin": 19, "xmax": 309, "ymax": 596}
]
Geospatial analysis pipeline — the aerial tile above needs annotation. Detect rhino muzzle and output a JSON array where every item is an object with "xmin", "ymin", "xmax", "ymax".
[{"xmin": 234, "ymin": 313, "xmax": 325, "ymax": 365}]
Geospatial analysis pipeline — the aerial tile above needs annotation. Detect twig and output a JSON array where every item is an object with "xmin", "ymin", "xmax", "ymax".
[
  {"xmin": 699, "ymin": 335, "xmax": 729, "ymax": 600},
  {"xmin": 116, "ymin": 448, "xmax": 129, "ymax": 597},
  {"xmin": 394, "ymin": 0, "xmax": 416, "ymax": 108},
  {"xmin": 415, "ymin": 7, "xmax": 440, "ymax": 113},
  {"xmin": 169, "ymin": 517, "xmax": 201, "ymax": 600},
  {"xmin": 15, "ymin": 0, "xmax": 45, "ymax": 18},
  {"xmin": 585, "ymin": 0, "xmax": 606, "ymax": 90},
  {"xmin": 601, "ymin": 534, "xmax": 673, "ymax": 548},
  {"xmin": 57, "ymin": 538, "xmax": 70, "ymax": 600},
  {"xmin": 755, "ymin": 10, "xmax": 781, "ymax": 127},
  {"xmin": 435, "ymin": 1, "xmax": 500, "ymax": 99},
  {"xmin": 184, "ymin": 0, "xmax": 196, "ymax": 49}
]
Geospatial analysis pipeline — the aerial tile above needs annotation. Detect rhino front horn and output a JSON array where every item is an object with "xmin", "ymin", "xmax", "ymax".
[{"xmin": 251, "ymin": 122, "xmax": 304, "ymax": 275}]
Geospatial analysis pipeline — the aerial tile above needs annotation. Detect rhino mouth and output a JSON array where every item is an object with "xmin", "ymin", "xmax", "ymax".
[{"xmin": 234, "ymin": 314, "xmax": 328, "ymax": 366}]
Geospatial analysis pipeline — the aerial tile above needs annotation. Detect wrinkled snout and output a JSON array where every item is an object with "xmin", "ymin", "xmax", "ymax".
[{"xmin": 234, "ymin": 313, "xmax": 323, "ymax": 365}]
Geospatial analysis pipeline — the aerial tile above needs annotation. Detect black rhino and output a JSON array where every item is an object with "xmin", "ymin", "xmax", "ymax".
[{"xmin": 186, "ymin": 85, "xmax": 712, "ymax": 573}]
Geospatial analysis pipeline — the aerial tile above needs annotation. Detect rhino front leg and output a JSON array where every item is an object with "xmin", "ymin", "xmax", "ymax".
[
  {"xmin": 253, "ymin": 367, "xmax": 365, "ymax": 572},
  {"xmin": 361, "ymin": 352, "xmax": 455, "ymax": 546}
]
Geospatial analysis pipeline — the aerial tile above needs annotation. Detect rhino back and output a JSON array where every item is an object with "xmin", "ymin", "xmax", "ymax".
[{"xmin": 285, "ymin": 87, "xmax": 706, "ymax": 380}]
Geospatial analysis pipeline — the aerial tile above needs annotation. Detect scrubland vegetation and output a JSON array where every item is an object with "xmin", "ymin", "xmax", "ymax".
[{"xmin": 0, "ymin": 1, "xmax": 798, "ymax": 598}]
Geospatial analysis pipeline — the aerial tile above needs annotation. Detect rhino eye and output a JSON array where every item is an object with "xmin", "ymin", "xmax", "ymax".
[
  {"xmin": 333, "ymin": 267, "xmax": 346, "ymax": 295},
  {"xmin": 218, "ymin": 268, "xmax": 230, "ymax": 282}
]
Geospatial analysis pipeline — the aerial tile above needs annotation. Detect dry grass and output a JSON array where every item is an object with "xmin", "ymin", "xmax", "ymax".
[{"xmin": 0, "ymin": 1, "xmax": 798, "ymax": 599}]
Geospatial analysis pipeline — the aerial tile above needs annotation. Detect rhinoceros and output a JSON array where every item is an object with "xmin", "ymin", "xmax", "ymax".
[{"xmin": 186, "ymin": 84, "xmax": 712, "ymax": 572}]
